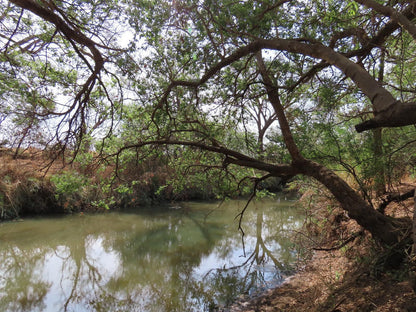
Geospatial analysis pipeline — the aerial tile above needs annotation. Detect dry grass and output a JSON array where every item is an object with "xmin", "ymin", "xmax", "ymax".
[
  {"xmin": 0, "ymin": 147, "xmax": 92, "ymax": 219},
  {"xmin": 0, "ymin": 147, "xmax": 71, "ymax": 179}
]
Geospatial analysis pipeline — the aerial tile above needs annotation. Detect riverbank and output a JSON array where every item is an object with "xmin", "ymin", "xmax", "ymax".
[
  {"xmin": 229, "ymin": 248, "xmax": 416, "ymax": 311},
  {"xmin": 0, "ymin": 147, "xmax": 217, "ymax": 219},
  {"xmin": 227, "ymin": 187, "xmax": 416, "ymax": 312},
  {"xmin": 2, "ymin": 147, "xmax": 416, "ymax": 311},
  {"xmin": 0, "ymin": 147, "xmax": 286, "ymax": 220}
]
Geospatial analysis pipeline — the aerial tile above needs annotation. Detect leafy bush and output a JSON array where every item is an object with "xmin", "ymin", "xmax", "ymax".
[{"xmin": 50, "ymin": 171, "xmax": 91, "ymax": 212}]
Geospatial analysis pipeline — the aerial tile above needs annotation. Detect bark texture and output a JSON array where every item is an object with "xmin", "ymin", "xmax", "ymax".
[
  {"xmin": 256, "ymin": 51, "xmax": 403, "ymax": 246},
  {"xmin": 164, "ymin": 36, "xmax": 416, "ymax": 133},
  {"xmin": 298, "ymin": 159, "xmax": 401, "ymax": 246}
]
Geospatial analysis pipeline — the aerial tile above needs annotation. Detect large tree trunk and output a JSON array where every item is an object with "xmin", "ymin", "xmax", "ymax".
[
  {"xmin": 256, "ymin": 51, "xmax": 403, "ymax": 246},
  {"xmin": 298, "ymin": 159, "xmax": 401, "ymax": 246}
]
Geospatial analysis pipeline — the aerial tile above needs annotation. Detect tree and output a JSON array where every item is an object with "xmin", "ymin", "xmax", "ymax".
[
  {"xmin": 1, "ymin": 0, "xmax": 125, "ymax": 156},
  {"xmin": 3, "ymin": 0, "xmax": 416, "ymax": 248}
]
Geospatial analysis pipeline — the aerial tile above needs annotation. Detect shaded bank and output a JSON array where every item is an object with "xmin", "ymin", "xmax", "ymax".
[
  {"xmin": 0, "ymin": 147, "xmax": 286, "ymax": 221},
  {"xmin": 227, "ymin": 187, "xmax": 416, "ymax": 312}
]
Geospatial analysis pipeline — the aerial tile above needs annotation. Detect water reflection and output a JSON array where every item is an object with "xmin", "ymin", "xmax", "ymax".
[{"xmin": 0, "ymin": 199, "xmax": 302, "ymax": 312}]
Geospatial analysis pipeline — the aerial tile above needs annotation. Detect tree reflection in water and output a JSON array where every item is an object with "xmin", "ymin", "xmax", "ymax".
[{"xmin": 0, "ymin": 199, "xmax": 302, "ymax": 311}]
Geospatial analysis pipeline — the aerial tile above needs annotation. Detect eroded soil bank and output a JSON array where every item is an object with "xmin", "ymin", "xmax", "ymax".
[
  {"xmin": 228, "ymin": 249, "xmax": 416, "ymax": 311},
  {"xmin": 226, "ymin": 187, "xmax": 416, "ymax": 312}
]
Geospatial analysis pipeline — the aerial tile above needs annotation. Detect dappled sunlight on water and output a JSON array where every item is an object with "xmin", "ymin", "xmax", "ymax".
[{"xmin": 0, "ymin": 198, "xmax": 303, "ymax": 312}]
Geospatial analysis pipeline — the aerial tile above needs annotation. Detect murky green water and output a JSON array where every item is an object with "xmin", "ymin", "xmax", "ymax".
[{"xmin": 0, "ymin": 198, "xmax": 303, "ymax": 312}]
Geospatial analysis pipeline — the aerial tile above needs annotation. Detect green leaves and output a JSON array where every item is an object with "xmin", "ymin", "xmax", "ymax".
[
  {"xmin": 346, "ymin": 1, "xmax": 360, "ymax": 17},
  {"xmin": 1, "ymin": 0, "xmax": 416, "ymax": 209}
]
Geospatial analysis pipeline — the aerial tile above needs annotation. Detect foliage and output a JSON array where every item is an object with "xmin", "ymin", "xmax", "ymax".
[
  {"xmin": 3, "ymin": 0, "xmax": 416, "ymax": 248},
  {"xmin": 50, "ymin": 171, "xmax": 91, "ymax": 212}
]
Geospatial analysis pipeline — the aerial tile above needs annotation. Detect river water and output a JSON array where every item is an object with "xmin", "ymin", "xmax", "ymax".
[{"xmin": 0, "ymin": 198, "xmax": 303, "ymax": 312}]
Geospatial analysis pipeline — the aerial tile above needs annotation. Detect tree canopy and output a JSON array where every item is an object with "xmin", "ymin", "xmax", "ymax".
[{"xmin": 2, "ymin": 0, "xmax": 416, "ymax": 247}]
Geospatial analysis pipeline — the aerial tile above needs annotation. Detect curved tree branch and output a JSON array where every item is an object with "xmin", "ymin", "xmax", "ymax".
[
  {"xmin": 10, "ymin": 0, "xmax": 104, "ymax": 68},
  {"xmin": 160, "ymin": 35, "xmax": 416, "ymax": 133},
  {"xmin": 289, "ymin": 4, "xmax": 416, "ymax": 94},
  {"xmin": 114, "ymin": 139, "xmax": 298, "ymax": 178},
  {"xmin": 354, "ymin": 0, "xmax": 416, "ymax": 41},
  {"xmin": 9, "ymin": 0, "xmax": 107, "ymax": 146},
  {"xmin": 256, "ymin": 51, "xmax": 302, "ymax": 161}
]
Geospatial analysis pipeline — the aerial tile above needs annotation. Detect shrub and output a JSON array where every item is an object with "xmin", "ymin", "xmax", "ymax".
[{"xmin": 50, "ymin": 171, "xmax": 91, "ymax": 212}]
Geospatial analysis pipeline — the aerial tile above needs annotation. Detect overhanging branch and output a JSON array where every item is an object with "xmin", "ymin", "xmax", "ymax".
[
  {"xmin": 160, "ymin": 35, "xmax": 416, "ymax": 132},
  {"xmin": 114, "ymin": 139, "xmax": 298, "ymax": 178},
  {"xmin": 354, "ymin": 0, "xmax": 416, "ymax": 41}
]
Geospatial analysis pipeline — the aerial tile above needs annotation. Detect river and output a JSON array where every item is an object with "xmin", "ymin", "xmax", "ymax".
[{"xmin": 0, "ymin": 198, "xmax": 303, "ymax": 312}]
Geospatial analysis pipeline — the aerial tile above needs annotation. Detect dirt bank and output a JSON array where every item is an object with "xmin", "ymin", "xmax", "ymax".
[
  {"xmin": 228, "ymin": 249, "xmax": 416, "ymax": 311},
  {"xmin": 227, "ymin": 187, "xmax": 416, "ymax": 312}
]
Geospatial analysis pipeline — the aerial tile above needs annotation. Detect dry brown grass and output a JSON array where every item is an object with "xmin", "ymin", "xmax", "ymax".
[
  {"xmin": 0, "ymin": 147, "xmax": 95, "ymax": 219},
  {"xmin": 0, "ymin": 147, "xmax": 71, "ymax": 179}
]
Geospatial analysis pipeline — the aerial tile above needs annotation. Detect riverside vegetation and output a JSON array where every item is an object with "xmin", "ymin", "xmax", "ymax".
[
  {"xmin": 3, "ymin": 1, "xmax": 416, "ymax": 311},
  {"xmin": 1, "ymin": 147, "xmax": 416, "ymax": 311},
  {"xmin": 0, "ymin": 147, "xmax": 284, "ymax": 220}
]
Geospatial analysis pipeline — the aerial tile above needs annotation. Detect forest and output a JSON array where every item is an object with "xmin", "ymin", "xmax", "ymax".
[{"xmin": 1, "ymin": 0, "xmax": 416, "ymax": 311}]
